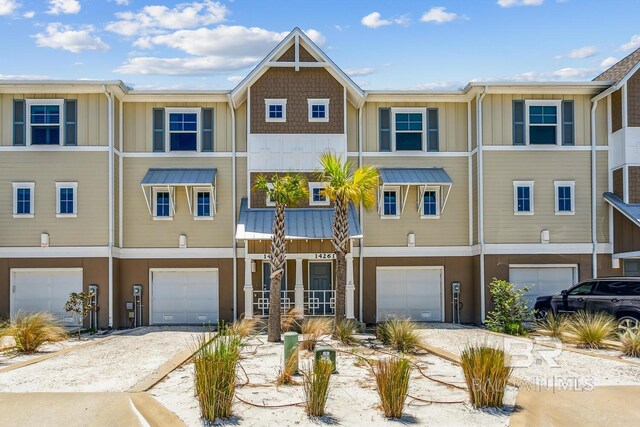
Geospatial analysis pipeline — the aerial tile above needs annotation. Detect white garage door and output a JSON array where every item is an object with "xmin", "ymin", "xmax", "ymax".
[
  {"xmin": 151, "ymin": 269, "xmax": 219, "ymax": 325},
  {"xmin": 11, "ymin": 269, "xmax": 83, "ymax": 327},
  {"xmin": 509, "ymin": 266, "xmax": 578, "ymax": 308},
  {"xmin": 376, "ymin": 267, "xmax": 443, "ymax": 322}
]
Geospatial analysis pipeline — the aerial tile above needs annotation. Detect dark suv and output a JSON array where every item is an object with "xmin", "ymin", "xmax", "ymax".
[{"xmin": 534, "ymin": 277, "xmax": 640, "ymax": 330}]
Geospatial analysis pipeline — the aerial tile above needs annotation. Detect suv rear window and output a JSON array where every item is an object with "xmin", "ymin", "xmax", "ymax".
[{"xmin": 593, "ymin": 281, "xmax": 640, "ymax": 296}]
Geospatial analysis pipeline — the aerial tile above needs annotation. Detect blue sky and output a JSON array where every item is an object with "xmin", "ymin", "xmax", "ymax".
[{"xmin": 0, "ymin": 0, "xmax": 638, "ymax": 90}]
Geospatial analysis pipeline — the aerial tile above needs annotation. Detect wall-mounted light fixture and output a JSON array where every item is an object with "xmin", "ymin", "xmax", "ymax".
[
  {"xmin": 540, "ymin": 229, "xmax": 550, "ymax": 244},
  {"xmin": 41, "ymin": 233, "xmax": 49, "ymax": 247},
  {"xmin": 407, "ymin": 232, "xmax": 416, "ymax": 247},
  {"xmin": 179, "ymin": 234, "xmax": 187, "ymax": 248}
]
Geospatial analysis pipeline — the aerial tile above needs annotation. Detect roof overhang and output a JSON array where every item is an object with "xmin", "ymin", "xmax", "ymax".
[
  {"xmin": 378, "ymin": 168, "xmax": 453, "ymax": 215},
  {"xmin": 604, "ymin": 192, "xmax": 640, "ymax": 227},
  {"xmin": 140, "ymin": 168, "xmax": 217, "ymax": 216}
]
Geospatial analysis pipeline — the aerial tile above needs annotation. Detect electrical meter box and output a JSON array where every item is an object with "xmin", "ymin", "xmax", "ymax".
[
  {"xmin": 126, "ymin": 301, "xmax": 134, "ymax": 310},
  {"xmin": 314, "ymin": 345, "xmax": 336, "ymax": 373}
]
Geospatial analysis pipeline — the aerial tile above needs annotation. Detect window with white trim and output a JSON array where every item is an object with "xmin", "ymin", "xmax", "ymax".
[
  {"xmin": 526, "ymin": 100, "xmax": 561, "ymax": 145},
  {"xmin": 513, "ymin": 181, "xmax": 534, "ymax": 215},
  {"xmin": 265, "ymin": 99, "xmax": 287, "ymax": 122},
  {"xmin": 153, "ymin": 187, "xmax": 174, "ymax": 219},
  {"xmin": 166, "ymin": 108, "xmax": 200, "ymax": 151},
  {"xmin": 554, "ymin": 181, "xmax": 575, "ymax": 215},
  {"xmin": 193, "ymin": 187, "xmax": 213, "ymax": 219},
  {"xmin": 308, "ymin": 182, "xmax": 329, "ymax": 206},
  {"xmin": 27, "ymin": 100, "xmax": 64, "ymax": 145},
  {"xmin": 55, "ymin": 182, "xmax": 77, "ymax": 217},
  {"xmin": 381, "ymin": 186, "xmax": 400, "ymax": 218},
  {"xmin": 12, "ymin": 182, "xmax": 34, "ymax": 218},
  {"xmin": 420, "ymin": 186, "xmax": 440, "ymax": 218},
  {"xmin": 392, "ymin": 109, "xmax": 425, "ymax": 151},
  {"xmin": 308, "ymin": 99, "xmax": 329, "ymax": 122}
]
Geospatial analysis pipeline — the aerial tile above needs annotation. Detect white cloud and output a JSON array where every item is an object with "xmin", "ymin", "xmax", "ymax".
[
  {"xmin": 510, "ymin": 67, "xmax": 599, "ymax": 81},
  {"xmin": 564, "ymin": 45, "xmax": 598, "ymax": 59},
  {"xmin": 227, "ymin": 75, "xmax": 243, "ymax": 83},
  {"xmin": 497, "ymin": 0, "xmax": 543, "ymax": 7},
  {"xmin": 334, "ymin": 24, "xmax": 350, "ymax": 32},
  {"xmin": 361, "ymin": 12, "xmax": 391, "ymax": 29},
  {"xmin": 621, "ymin": 35, "xmax": 640, "ymax": 51},
  {"xmin": 0, "ymin": 0, "xmax": 19, "ymax": 15},
  {"xmin": 115, "ymin": 0, "xmax": 128, "ymax": 5},
  {"xmin": 106, "ymin": 1, "xmax": 228, "ymax": 36},
  {"xmin": 23, "ymin": 11, "xmax": 35, "ymax": 18},
  {"xmin": 304, "ymin": 28, "xmax": 326, "ymax": 46},
  {"xmin": 345, "ymin": 67, "xmax": 375, "ymax": 77},
  {"xmin": 0, "ymin": 73, "xmax": 49, "ymax": 80},
  {"xmin": 34, "ymin": 23, "xmax": 109, "ymax": 53},
  {"xmin": 115, "ymin": 55, "xmax": 258, "ymax": 75},
  {"xmin": 47, "ymin": 0, "xmax": 81, "ymax": 15},
  {"xmin": 414, "ymin": 81, "xmax": 462, "ymax": 90},
  {"xmin": 600, "ymin": 56, "xmax": 618, "ymax": 68},
  {"xmin": 420, "ymin": 7, "xmax": 463, "ymax": 24}
]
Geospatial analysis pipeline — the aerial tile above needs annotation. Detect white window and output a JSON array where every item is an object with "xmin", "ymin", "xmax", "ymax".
[
  {"xmin": 26, "ymin": 99, "xmax": 64, "ymax": 146},
  {"xmin": 420, "ymin": 186, "xmax": 440, "ymax": 219},
  {"xmin": 309, "ymin": 182, "xmax": 329, "ymax": 206},
  {"xmin": 308, "ymin": 99, "xmax": 329, "ymax": 122},
  {"xmin": 193, "ymin": 187, "xmax": 214, "ymax": 219},
  {"xmin": 513, "ymin": 181, "xmax": 534, "ymax": 215},
  {"xmin": 12, "ymin": 182, "xmax": 35, "ymax": 218},
  {"xmin": 165, "ymin": 108, "xmax": 200, "ymax": 152},
  {"xmin": 55, "ymin": 182, "xmax": 77, "ymax": 218},
  {"xmin": 554, "ymin": 181, "xmax": 575, "ymax": 215},
  {"xmin": 381, "ymin": 186, "xmax": 400, "ymax": 219},
  {"xmin": 153, "ymin": 187, "xmax": 174, "ymax": 220},
  {"xmin": 525, "ymin": 100, "xmax": 561, "ymax": 145},
  {"xmin": 265, "ymin": 99, "xmax": 287, "ymax": 122},
  {"xmin": 265, "ymin": 183, "xmax": 275, "ymax": 207},
  {"xmin": 391, "ymin": 108, "xmax": 426, "ymax": 151}
]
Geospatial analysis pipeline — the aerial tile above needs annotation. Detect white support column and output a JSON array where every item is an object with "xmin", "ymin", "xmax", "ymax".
[
  {"xmin": 346, "ymin": 252, "xmax": 355, "ymax": 319},
  {"xmin": 244, "ymin": 249, "xmax": 253, "ymax": 319},
  {"xmin": 295, "ymin": 258, "xmax": 304, "ymax": 316}
]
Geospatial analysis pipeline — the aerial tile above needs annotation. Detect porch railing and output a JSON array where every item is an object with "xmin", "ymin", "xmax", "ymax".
[
  {"xmin": 253, "ymin": 290, "xmax": 294, "ymax": 317},
  {"xmin": 304, "ymin": 290, "xmax": 335, "ymax": 317}
]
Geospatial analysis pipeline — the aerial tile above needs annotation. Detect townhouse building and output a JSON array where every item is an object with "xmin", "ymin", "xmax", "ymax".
[{"xmin": 1, "ymin": 29, "xmax": 638, "ymax": 328}]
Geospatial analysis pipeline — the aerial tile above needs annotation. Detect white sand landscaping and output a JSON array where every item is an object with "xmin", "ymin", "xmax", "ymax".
[
  {"xmin": 150, "ymin": 334, "xmax": 517, "ymax": 427},
  {"xmin": 0, "ymin": 335, "xmax": 95, "ymax": 369},
  {"xmin": 0, "ymin": 326, "xmax": 201, "ymax": 392}
]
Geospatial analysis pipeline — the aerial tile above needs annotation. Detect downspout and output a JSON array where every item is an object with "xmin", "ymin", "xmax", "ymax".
[
  {"xmin": 477, "ymin": 86, "xmax": 488, "ymax": 323},
  {"xmin": 591, "ymin": 99, "xmax": 599, "ymax": 278},
  {"xmin": 103, "ymin": 86, "xmax": 114, "ymax": 328},
  {"xmin": 228, "ymin": 94, "xmax": 238, "ymax": 321},
  {"xmin": 357, "ymin": 97, "xmax": 365, "ymax": 322}
]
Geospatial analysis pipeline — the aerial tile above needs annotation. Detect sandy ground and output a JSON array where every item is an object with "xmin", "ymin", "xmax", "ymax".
[
  {"xmin": 418, "ymin": 324, "xmax": 640, "ymax": 389},
  {"xmin": 151, "ymin": 334, "xmax": 517, "ymax": 427},
  {"xmin": 0, "ymin": 335, "xmax": 100, "ymax": 369},
  {"xmin": 0, "ymin": 326, "xmax": 201, "ymax": 392}
]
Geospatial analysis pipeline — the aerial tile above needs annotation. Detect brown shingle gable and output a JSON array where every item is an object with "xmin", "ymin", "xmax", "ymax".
[{"xmin": 593, "ymin": 48, "xmax": 640, "ymax": 83}]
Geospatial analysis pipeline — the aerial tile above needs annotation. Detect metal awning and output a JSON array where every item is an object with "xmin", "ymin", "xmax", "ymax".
[
  {"xmin": 377, "ymin": 168, "xmax": 453, "ymax": 214},
  {"xmin": 140, "ymin": 168, "xmax": 217, "ymax": 216},
  {"xmin": 236, "ymin": 199, "xmax": 362, "ymax": 240},
  {"xmin": 604, "ymin": 192, "xmax": 640, "ymax": 227}
]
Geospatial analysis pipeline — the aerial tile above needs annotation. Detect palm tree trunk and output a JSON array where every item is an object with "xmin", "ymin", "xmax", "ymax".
[
  {"xmin": 332, "ymin": 197, "xmax": 350, "ymax": 321},
  {"xmin": 268, "ymin": 203, "xmax": 286, "ymax": 342}
]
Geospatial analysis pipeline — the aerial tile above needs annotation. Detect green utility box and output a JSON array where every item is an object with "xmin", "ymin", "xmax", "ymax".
[
  {"xmin": 283, "ymin": 331, "xmax": 299, "ymax": 374},
  {"xmin": 314, "ymin": 345, "xmax": 337, "ymax": 373}
]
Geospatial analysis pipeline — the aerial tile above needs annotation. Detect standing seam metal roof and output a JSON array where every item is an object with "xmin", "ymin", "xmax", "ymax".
[
  {"xmin": 140, "ymin": 168, "xmax": 217, "ymax": 185},
  {"xmin": 378, "ymin": 168, "xmax": 452, "ymax": 185}
]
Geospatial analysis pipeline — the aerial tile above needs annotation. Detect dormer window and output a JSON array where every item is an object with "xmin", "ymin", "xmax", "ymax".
[
  {"xmin": 265, "ymin": 99, "xmax": 286, "ymax": 122},
  {"xmin": 308, "ymin": 99, "xmax": 329, "ymax": 122},
  {"xmin": 166, "ymin": 108, "xmax": 200, "ymax": 151},
  {"xmin": 26, "ymin": 100, "xmax": 64, "ymax": 145}
]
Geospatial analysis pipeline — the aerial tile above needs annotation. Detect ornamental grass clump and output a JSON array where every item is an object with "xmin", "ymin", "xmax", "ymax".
[
  {"xmin": 376, "ymin": 319, "xmax": 424, "ymax": 353},
  {"xmin": 281, "ymin": 307, "xmax": 302, "ymax": 333},
  {"xmin": 567, "ymin": 310, "xmax": 617, "ymax": 349},
  {"xmin": 460, "ymin": 345, "xmax": 512, "ymax": 408},
  {"xmin": 303, "ymin": 359, "xmax": 333, "ymax": 417},
  {"xmin": 276, "ymin": 347, "xmax": 299, "ymax": 385},
  {"xmin": 193, "ymin": 333, "xmax": 241, "ymax": 422},
  {"xmin": 333, "ymin": 319, "xmax": 359, "ymax": 346},
  {"xmin": 620, "ymin": 329, "xmax": 640, "ymax": 358},
  {"xmin": 536, "ymin": 312, "xmax": 569, "ymax": 341},
  {"xmin": 373, "ymin": 357, "xmax": 411, "ymax": 418},
  {"xmin": 227, "ymin": 317, "xmax": 261, "ymax": 339},
  {"xmin": 0, "ymin": 312, "xmax": 67, "ymax": 354},
  {"xmin": 301, "ymin": 318, "xmax": 333, "ymax": 351}
]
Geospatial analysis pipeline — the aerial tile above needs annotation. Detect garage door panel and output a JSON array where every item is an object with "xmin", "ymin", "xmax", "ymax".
[
  {"xmin": 509, "ymin": 267, "xmax": 577, "ymax": 308},
  {"xmin": 377, "ymin": 267, "xmax": 442, "ymax": 322},
  {"xmin": 151, "ymin": 270, "xmax": 219, "ymax": 325}
]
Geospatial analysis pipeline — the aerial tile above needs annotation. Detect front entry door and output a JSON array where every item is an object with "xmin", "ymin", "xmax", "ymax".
[{"xmin": 308, "ymin": 262, "xmax": 333, "ymax": 315}]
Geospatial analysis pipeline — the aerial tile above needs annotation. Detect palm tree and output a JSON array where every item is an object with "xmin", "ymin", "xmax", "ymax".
[
  {"xmin": 255, "ymin": 173, "xmax": 308, "ymax": 342},
  {"xmin": 317, "ymin": 153, "xmax": 379, "ymax": 321}
]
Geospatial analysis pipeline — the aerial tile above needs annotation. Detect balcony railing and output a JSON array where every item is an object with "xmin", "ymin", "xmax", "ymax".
[
  {"xmin": 304, "ymin": 290, "xmax": 335, "ymax": 317},
  {"xmin": 253, "ymin": 290, "xmax": 294, "ymax": 317}
]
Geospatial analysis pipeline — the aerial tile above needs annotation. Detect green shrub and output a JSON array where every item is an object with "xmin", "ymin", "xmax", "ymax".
[
  {"xmin": 333, "ymin": 319, "xmax": 359, "ymax": 345},
  {"xmin": 536, "ymin": 312, "xmax": 569, "ymax": 341},
  {"xmin": 567, "ymin": 310, "xmax": 616, "ymax": 349},
  {"xmin": 460, "ymin": 345, "xmax": 512, "ymax": 408},
  {"xmin": 620, "ymin": 329, "xmax": 640, "ymax": 358},
  {"xmin": 373, "ymin": 357, "xmax": 411, "ymax": 418},
  {"xmin": 0, "ymin": 312, "xmax": 67, "ymax": 353},
  {"xmin": 303, "ymin": 359, "xmax": 332, "ymax": 417},
  {"xmin": 376, "ymin": 319, "xmax": 424, "ymax": 353},
  {"xmin": 486, "ymin": 278, "xmax": 532, "ymax": 335},
  {"xmin": 193, "ymin": 333, "xmax": 241, "ymax": 421}
]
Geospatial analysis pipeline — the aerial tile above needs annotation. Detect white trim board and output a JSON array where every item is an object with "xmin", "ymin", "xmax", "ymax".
[
  {"xmin": 115, "ymin": 248, "xmax": 234, "ymax": 259},
  {"xmin": 0, "ymin": 247, "xmax": 110, "ymax": 258}
]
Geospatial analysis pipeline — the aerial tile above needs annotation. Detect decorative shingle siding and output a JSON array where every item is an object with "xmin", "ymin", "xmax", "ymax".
[
  {"xmin": 628, "ymin": 71, "xmax": 640, "ymax": 127},
  {"xmin": 250, "ymin": 68, "xmax": 344, "ymax": 134},
  {"xmin": 613, "ymin": 167, "xmax": 624, "ymax": 200},
  {"xmin": 629, "ymin": 167, "xmax": 640, "ymax": 203},
  {"xmin": 612, "ymin": 89, "xmax": 623, "ymax": 132}
]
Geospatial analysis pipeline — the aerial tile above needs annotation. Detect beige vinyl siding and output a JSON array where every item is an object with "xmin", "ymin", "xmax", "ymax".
[
  {"xmin": 471, "ymin": 99, "xmax": 477, "ymax": 149},
  {"xmin": 235, "ymin": 101, "xmax": 247, "ymax": 152},
  {"xmin": 362, "ymin": 156, "xmax": 469, "ymax": 246},
  {"xmin": 483, "ymin": 151, "xmax": 591, "ymax": 243},
  {"xmin": 122, "ymin": 157, "xmax": 234, "ymax": 248},
  {"xmin": 472, "ymin": 153, "xmax": 478, "ymax": 245},
  {"xmin": 122, "ymin": 102, "xmax": 231, "ymax": 152},
  {"xmin": 114, "ymin": 152, "xmax": 120, "ymax": 247},
  {"xmin": 1, "ymin": 93, "xmax": 108, "ymax": 146},
  {"xmin": 482, "ymin": 94, "xmax": 593, "ymax": 146},
  {"xmin": 115, "ymin": 99, "xmax": 121, "ymax": 151},
  {"xmin": 0, "ymin": 152, "xmax": 109, "ymax": 246},
  {"xmin": 596, "ymin": 150, "xmax": 609, "ymax": 242},
  {"xmin": 347, "ymin": 102, "xmax": 358, "ymax": 152},
  {"xmin": 362, "ymin": 102, "xmax": 468, "ymax": 152}
]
